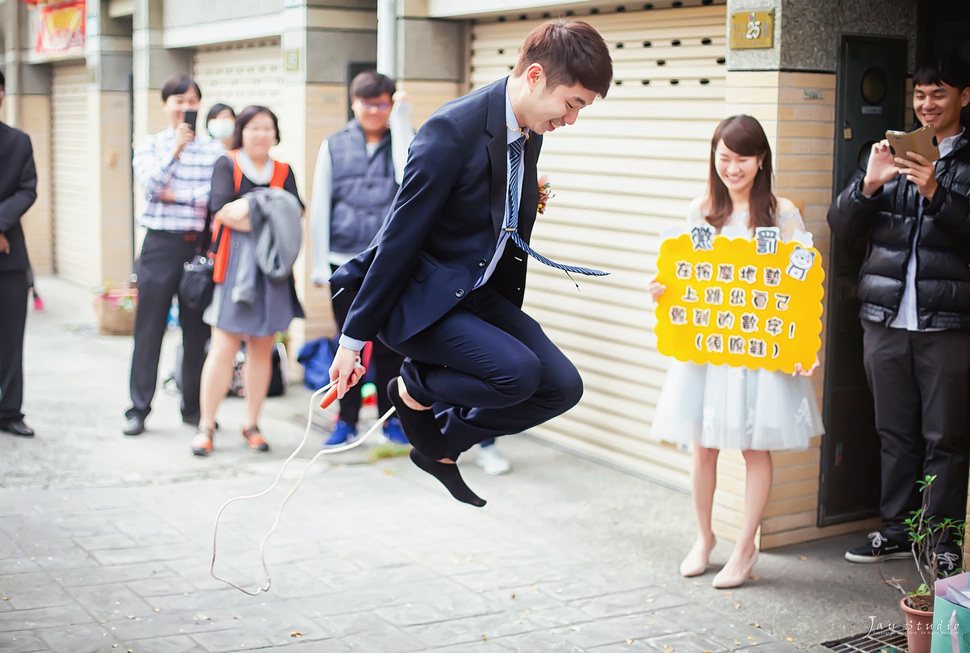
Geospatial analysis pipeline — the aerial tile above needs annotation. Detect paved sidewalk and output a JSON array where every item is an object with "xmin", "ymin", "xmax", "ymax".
[{"xmin": 0, "ymin": 278, "xmax": 903, "ymax": 652}]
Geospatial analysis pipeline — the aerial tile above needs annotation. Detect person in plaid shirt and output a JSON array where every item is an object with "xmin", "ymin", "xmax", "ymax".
[{"xmin": 122, "ymin": 74, "xmax": 225, "ymax": 436}]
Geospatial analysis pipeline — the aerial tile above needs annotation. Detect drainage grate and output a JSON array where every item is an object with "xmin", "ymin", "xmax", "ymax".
[{"xmin": 820, "ymin": 626, "xmax": 907, "ymax": 652}]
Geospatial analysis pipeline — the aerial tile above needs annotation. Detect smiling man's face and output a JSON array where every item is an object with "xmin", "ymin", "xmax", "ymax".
[{"xmin": 914, "ymin": 82, "xmax": 970, "ymax": 139}]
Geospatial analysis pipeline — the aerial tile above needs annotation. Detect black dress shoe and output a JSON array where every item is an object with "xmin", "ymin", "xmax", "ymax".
[
  {"xmin": 0, "ymin": 420, "xmax": 35, "ymax": 437},
  {"xmin": 123, "ymin": 415, "xmax": 145, "ymax": 436}
]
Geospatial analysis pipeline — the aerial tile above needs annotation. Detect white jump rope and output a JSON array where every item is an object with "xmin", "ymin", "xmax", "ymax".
[{"xmin": 210, "ymin": 370, "xmax": 397, "ymax": 596}]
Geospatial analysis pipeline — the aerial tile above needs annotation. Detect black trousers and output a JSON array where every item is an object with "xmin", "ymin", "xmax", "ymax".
[
  {"xmin": 0, "ymin": 270, "xmax": 29, "ymax": 422},
  {"xmin": 862, "ymin": 320, "xmax": 970, "ymax": 543},
  {"xmin": 389, "ymin": 285, "xmax": 583, "ymax": 457},
  {"xmin": 126, "ymin": 230, "xmax": 210, "ymax": 421},
  {"xmin": 330, "ymin": 263, "xmax": 402, "ymax": 426}
]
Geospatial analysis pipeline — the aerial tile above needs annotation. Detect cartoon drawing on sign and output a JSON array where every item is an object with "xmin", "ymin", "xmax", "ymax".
[{"xmin": 785, "ymin": 246, "xmax": 816, "ymax": 281}]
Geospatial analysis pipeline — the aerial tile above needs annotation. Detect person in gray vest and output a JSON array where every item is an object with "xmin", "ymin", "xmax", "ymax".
[{"xmin": 310, "ymin": 71, "xmax": 412, "ymax": 446}]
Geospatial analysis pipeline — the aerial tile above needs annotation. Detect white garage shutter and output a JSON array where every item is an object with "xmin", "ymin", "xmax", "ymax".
[
  {"xmin": 193, "ymin": 39, "xmax": 304, "ymax": 184},
  {"xmin": 470, "ymin": 4, "xmax": 727, "ymax": 487},
  {"xmin": 52, "ymin": 62, "xmax": 96, "ymax": 286},
  {"xmin": 193, "ymin": 39, "xmax": 283, "ymax": 116}
]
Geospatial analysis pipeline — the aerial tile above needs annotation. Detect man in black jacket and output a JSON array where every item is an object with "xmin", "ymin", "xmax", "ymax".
[
  {"xmin": 829, "ymin": 62, "xmax": 970, "ymax": 572},
  {"xmin": 0, "ymin": 70, "xmax": 39, "ymax": 437}
]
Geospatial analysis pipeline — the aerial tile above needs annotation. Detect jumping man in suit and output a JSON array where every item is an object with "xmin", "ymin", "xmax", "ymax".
[{"xmin": 329, "ymin": 20, "xmax": 614, "ymax": 506}]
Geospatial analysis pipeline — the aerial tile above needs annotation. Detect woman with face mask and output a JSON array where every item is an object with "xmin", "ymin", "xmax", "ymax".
[{"xmin": 206, "ymin": 103, "xmax": 236, "ymax": 149}]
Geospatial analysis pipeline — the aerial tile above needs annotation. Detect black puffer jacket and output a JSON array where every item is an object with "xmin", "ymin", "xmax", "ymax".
[{"xmin": 827, "ymin": 134, "xmax": 970, "ymax": 329}]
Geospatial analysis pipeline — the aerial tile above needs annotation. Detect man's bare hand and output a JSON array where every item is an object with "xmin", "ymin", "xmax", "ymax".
[
  {"xmin": 329, "ymin": 345, "xmax": 366, "ymax": 398},
  {"xmin": 215, "ymin": 198, "xmax": 251, "ymax": 232},
  {"xmin": 862, "ymin": 140, "xmax": 897, "ymax": 196},
  {"xmin": 0, "ymin": 232, "xmax": 10, "ymax": 254},
  {"xmin": 157, "ymin": 188, "xmax": 177, "ymax": 203},
  {"xmin": 172, "ymin": 123, "xmax": 195, "ymax": 160},
  {"xmin": 895, "ymin": 151, "xmax": 939, "ymax": 199}
]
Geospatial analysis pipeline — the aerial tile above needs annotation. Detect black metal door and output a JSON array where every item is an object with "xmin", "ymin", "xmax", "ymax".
[{"xmin": 818, "ymin": 36, "xmax": 907, "ymax": 527}]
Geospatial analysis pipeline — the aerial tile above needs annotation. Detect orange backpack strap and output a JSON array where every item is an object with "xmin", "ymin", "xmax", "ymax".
[
  {"xmin": 228, "ymin": 150, "xmax": 244, "ymax": 194},
  {"xmin": 270, "ymin": 161, "xmax": 290, "ymax": 189}
]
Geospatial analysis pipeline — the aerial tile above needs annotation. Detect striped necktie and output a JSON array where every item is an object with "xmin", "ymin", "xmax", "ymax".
[{"xmin": 507, "ymin": 136, "xmax": 607, "ymax": 277}]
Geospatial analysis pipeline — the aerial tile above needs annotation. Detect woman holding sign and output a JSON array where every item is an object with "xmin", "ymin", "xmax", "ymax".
[{"xmin": 647, "ymin": 115, "xmax": 824, "ymax": 589}]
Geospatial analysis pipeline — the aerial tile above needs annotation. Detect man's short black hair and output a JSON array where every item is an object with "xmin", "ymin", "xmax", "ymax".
[
  {"xmin": 0, "ymin": 69, "xmax": 5, "ymax": 91},
  {"xmin": 349, "ymin": 71, "xmax": 396, "ymax": 100},
  {"xmin": 160, "ymin": 74, "xmax": 202, "ymax": 102},
  {"xmin": 914, "ymin": 58, "xmax": 970, "ymax": 91}
]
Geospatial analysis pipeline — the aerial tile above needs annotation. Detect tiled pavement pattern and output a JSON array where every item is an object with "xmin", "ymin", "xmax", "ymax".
[{"xmin": 0, "ymin": 279, "xmax": 899, "ymax": 652}]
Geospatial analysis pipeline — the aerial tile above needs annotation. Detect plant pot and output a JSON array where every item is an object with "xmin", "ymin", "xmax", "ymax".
[
  {"xmin": 900, "ymin": 595, "xmax": 933, "ymax": 653},
  {"xmin": 93, "ymin": 288, "xmax": 138, "ymax": 335}
]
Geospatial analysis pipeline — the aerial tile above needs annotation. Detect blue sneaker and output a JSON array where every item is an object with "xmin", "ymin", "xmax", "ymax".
[
  {"xmin": 323, "ymin": 421, "xmax": 357, "ymax": 447},
  {"xmin": 383, "ymin": 417, "xmax": 409, "ymax": 446}
]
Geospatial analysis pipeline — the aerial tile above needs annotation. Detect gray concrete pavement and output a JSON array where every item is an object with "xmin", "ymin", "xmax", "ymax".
[{"xmin": 0, "ymin": 277, "xmax": 909, "ymax": 652}]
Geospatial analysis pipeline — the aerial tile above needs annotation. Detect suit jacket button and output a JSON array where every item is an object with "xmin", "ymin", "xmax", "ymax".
[
  {"xmin": 478, "ymin": 259, "xmax": 487, "ymax": 267},
  {"xmin": 455, "ymin": 289, "xmax": 465, "ymax": 298}
]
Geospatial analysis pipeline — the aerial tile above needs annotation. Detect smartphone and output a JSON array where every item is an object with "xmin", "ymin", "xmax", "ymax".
[
  {"xmin": 183, "ymin": 109, "xmax": 198, "ymax": 133},
  {"xmin": 885, "ymin": 124, "xmax": 939, "ymax": 162}
]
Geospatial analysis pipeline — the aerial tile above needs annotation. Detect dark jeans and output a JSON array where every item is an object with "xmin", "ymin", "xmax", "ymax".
[
  {"xmin": 862, "ymin": 320, "xmax": 970, "ymax": 544},
  {"xmin": 126, "ymin": 230, "xmax": 210, "ymax": 421},
  {"xmin": 330, "ymin": 263, "xmax": 404, "ymax": 426},
  {"xmin": 391, "ymin": 285, "xmax": 583, "ymax": 457},
  {"xmin": 0, "ymin": 270, "xmax": 29, "ymax": 422}
]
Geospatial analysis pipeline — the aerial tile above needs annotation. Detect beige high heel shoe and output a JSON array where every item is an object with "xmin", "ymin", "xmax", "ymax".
[
  {"xmin": 679, "ymin": 536, "xmax": 716, "ymax": 577},
  {"xmin": 712, "ymin": 549, "xmax": 759, "ymax": 589}
]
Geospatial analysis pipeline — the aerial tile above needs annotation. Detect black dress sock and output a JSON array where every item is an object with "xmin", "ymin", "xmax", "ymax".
[
  {"xmin": 387, "ymin": 378, "xmax": 450, "ymax": 460},
  {"xmin": 409, "ymin": 449, "xmax": 486, "ymax": 507}
]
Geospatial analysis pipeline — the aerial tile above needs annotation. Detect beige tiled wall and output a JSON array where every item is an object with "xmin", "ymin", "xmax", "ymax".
[
  {"xmin": 18, "ymin": 95, "xmax": 54, "ymax": 276},
  {"xmin": 717, "ymin": 70, "xmax": 880, "ymax": 549},
  {"xmin": 396, "ymin": 80, "xmax": 465, "ymax": 125},
  {"xmin": 97, "ymin": 92, "xmax": 135, "ymax": 286},
  {"xmin": 301, "ymin": 83, "xmax": 354, "ymax": 343}
]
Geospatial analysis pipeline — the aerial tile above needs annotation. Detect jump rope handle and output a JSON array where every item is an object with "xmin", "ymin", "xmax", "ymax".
[
  {"xmin": 319, "ymin": 361, "xmax": 366, "ymax": 409},
  {"xmin": 319, "ymin": 385, "xmax": 339, "ymax": 409}
]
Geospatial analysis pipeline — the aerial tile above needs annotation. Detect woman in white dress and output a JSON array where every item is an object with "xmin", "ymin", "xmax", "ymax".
[{"xmin": 648, "ymin": 115, "xmax": 824, "ymax": 589}]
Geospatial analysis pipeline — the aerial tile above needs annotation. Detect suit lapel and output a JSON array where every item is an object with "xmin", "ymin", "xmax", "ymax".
[{"xmin": 486, "ymin": 78, "xmax": 509, "ymax": 239}]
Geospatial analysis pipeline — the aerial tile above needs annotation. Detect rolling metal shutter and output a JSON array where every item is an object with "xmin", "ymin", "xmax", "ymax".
[
  {"xmin": 193, "ymin": 38, "xmax": 285, "ymax": 142},
  {"xmin": 193, "ymin": 39, "xmax": 283, "ymax": 115},
  {"xmin": 51, "ymin": 62, "xmax": 96, "ymax": 286},
  {"xmin": 193, "ymin": 39, "xmax": 304, "ymax": 188},
  {"xmin": 470, "ymin": 4, "xmax": 727, "ymax": 486}
]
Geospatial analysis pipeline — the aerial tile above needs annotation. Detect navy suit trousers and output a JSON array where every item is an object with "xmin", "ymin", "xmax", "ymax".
[
  {"xmin": 391, "ymin": 286, "xmax": 583, "ymax": 457},
  {"xmin": 0, "ymin": 270, "xmax": 29, "ymax": 421}
]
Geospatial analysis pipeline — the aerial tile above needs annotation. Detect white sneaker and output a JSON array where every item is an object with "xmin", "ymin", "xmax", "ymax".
[{"xmin": 475, "ymin": 444, "xmax": 511, "ymax": 475}]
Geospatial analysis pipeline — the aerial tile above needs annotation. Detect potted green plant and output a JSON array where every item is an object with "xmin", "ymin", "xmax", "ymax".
[{"xmin": 883, "ymin": 474, "xmax": 966, "ymax": 653}]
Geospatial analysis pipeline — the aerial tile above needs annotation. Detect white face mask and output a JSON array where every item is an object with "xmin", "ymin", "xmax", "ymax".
[{"xmin": 207, "ymin": 118, "xmax": 235, "ymax": 141}]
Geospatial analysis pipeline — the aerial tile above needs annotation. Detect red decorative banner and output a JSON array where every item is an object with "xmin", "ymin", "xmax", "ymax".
[{"xmin": 35, "ymin": 0, "xmax": 86, "ymax": 55}]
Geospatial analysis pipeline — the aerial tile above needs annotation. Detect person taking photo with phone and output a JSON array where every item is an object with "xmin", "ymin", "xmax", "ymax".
[
  {"xmin": 122, "ymin": 74, "xmax": 226, "ymax": 437},
  {"xmin": 828, "ymin": 59, "xmax": 970, "ymax": 574}
]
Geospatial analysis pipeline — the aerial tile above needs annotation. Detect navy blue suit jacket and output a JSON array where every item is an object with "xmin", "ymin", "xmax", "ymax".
[
  {"xmin": 0, "ymin": 123, "xmax": 38, "ymax": 273},
  {"xmin": 331, "ymin": 78, "xmax": 542, "ymax": 346}
]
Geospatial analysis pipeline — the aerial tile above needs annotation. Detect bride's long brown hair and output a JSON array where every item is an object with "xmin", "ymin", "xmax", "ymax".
[{"xmin": 705, "ymin": 115, "xmax": 777, "ymax": 231}]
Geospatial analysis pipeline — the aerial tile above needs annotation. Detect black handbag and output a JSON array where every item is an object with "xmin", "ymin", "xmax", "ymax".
[{"xmin": 178, "ymin": 209, "xmax": 220, "ymax": 312}]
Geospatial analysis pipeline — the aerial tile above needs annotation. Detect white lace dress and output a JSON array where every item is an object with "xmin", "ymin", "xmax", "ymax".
[{"xmin": 650, "ymin": 207, "xmax": 825, "ymax": 451}]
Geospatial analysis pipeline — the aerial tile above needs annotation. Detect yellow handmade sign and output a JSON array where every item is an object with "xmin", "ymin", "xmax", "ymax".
[{"xmin": 654, "ymin": 225, "xmax": 824, "ymax": 374}]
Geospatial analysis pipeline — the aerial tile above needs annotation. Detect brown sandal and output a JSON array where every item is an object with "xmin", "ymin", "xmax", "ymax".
[
  {"xmin": 242, "ymin": 425, "xmax": 269, "ymax": 452},
  {"xmin": 192, "ymin": 427, "xmax": 214, "ymax": 456}
]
